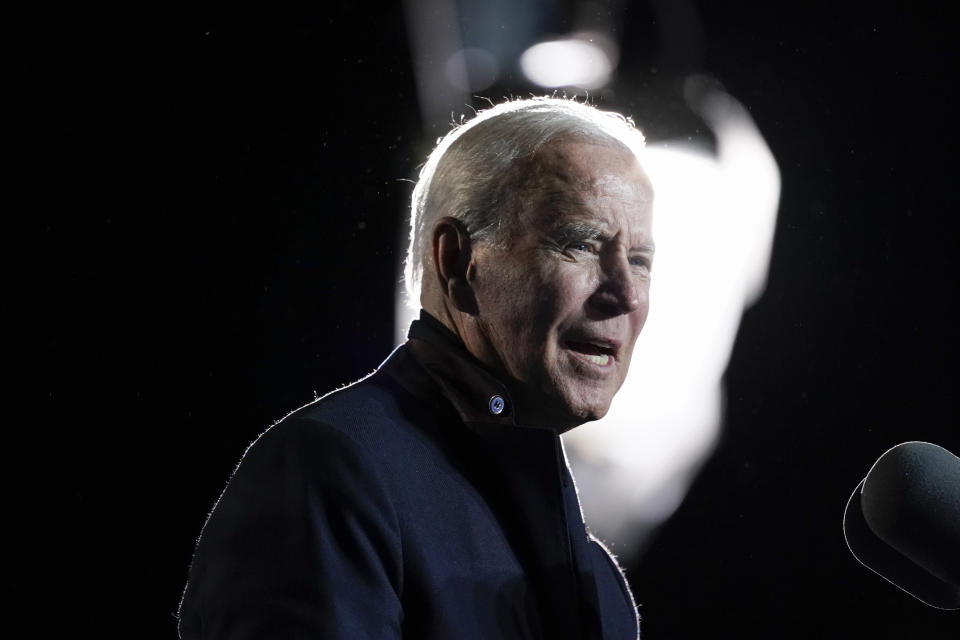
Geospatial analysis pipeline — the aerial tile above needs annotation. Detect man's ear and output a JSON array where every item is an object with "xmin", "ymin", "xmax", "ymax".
[{"xmin": 432, "ymin": 217, "xmax": 479, "ymax": 315}]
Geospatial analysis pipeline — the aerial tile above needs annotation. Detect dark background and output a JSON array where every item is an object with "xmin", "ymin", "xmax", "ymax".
[{"xmin": 29, "ymin": 1, "xmax": 958, "ymax": 637}]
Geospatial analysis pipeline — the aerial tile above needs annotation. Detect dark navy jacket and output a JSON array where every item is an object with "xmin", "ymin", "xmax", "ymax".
[{"xmin": 179, "ymin": 312, "xmax": 639, "ymax": 639}]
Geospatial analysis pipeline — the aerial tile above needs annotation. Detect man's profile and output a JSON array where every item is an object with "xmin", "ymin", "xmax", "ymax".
[{"xmin": 178, "ymin": 97, "xmax": 655, "ymax": 639}]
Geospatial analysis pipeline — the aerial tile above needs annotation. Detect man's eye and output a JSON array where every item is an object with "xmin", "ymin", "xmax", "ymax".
[
  {"xmin": 630, "ymin": 256, "xmax": 652, "ymax": 270},
  {"xmin": 567, "ymin": 243, "xmax": 593, "ymax": 253}
]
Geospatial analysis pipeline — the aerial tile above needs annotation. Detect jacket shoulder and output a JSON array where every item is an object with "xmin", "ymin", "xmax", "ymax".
[
  {"xmin": 272, "ymin": 366, "xmax": 411, "ymax": 448},
  {"xmin": 178, "ymin": 373, "xmax": 407, "ymax": 638}
]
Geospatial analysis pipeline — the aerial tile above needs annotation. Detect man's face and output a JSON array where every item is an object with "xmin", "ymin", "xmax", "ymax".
[{"xmin": 466, "ymin": 140, "xmax": 655, "ymax": 425}]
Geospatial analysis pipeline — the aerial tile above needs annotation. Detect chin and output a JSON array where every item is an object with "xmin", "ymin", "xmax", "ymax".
[
  {"xmin": 561, "ymin": 389, "xmax": 615, "ymax": 424},
  {"xmin": 578, "ymin": 404, "xmax": 611, "ymax": 423},
  {"xmin": 546, "ymin": 360, "xmax": 627, "ymax": 425},
  {"xmin": 531, "ymin": 368, "xmax": 619, "ymax": 429}
]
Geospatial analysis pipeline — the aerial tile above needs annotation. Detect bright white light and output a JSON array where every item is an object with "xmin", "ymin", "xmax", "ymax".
[
  {"xmin": 520, "ymin": 38, "xmax": 612, "ymax": 89},
  {"xmin": 562, "ymin": 91, "xmax": 781, "ymax": 557}
]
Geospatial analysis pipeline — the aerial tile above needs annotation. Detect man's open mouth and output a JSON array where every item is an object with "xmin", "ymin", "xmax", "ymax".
[{"xmin": 566, "ymin": 340, "xmax": 616, "ymax": 366}]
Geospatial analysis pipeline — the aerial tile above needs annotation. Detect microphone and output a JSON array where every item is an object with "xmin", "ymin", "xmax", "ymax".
[{"xmin": 843, "ymin": 441, "xmax": 960, "ymax": 609}]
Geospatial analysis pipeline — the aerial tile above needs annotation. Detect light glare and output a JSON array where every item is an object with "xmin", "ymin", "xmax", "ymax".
[
  {"xmin": 520, "ymin": 38, "xmax": 612, "ymax": 89},
  {"xmin": 563, "ymin": 94, "xmax": 781, "ymax": 557}
]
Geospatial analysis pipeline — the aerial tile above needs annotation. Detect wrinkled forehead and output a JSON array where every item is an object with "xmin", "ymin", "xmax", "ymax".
[
  {"xmin": 519, "ymin": 139, "xmax": 652, "ymax": 215},
  {"xmin": 534, "ymin": 135, "xmax": 645, "ymax": 182}
]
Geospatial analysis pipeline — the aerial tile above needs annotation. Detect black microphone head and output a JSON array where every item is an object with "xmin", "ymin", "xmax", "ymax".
[{"xmin": 843, "ymin": 441, "xmax": 960, "ymax": 610}]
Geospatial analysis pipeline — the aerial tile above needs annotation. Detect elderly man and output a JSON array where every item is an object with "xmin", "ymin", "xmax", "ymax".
[{"xmin": 178, "ymin": 98, "xmax": 655, "ymax": 639}]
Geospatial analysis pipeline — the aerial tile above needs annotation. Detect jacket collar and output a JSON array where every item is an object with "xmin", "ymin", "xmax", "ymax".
[
  {"xmin": 403, "ymin": 310, "xmax": 520, "ymax": 428},
  {"xmin": 392, "ymin": 310, "xmax": 585, "ymax": 434}
]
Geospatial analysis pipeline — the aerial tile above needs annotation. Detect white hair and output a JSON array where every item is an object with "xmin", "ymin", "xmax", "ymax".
[{"xmin": 405, "ymin": 97, "xmax": 647, "ymax": 303}]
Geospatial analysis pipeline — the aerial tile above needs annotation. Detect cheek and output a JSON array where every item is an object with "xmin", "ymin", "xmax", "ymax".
[
  {"xmin": 477, "ymin": 256, "xmax": 601, "ymax": 352},
  {"xmin": 547, "ymin": 265, "xmax": 601, "ymax": 323},
  {"xmin": 476, "ymin": 259, "xmax": 542, "ymax": 341},
  {"xmin": 528, "ymin": 264, "xmax": 592, "ymax": 330}
]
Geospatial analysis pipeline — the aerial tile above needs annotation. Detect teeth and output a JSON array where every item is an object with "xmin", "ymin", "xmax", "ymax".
[{"xmin": 583, "ymin": 353, "xmax": 610, "ymax": 365}]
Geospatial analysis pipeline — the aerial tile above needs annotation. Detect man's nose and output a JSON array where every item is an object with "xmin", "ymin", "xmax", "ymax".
[{"xmin": 588, "ymin": 252, "xmax": 642, "ymax": 316}]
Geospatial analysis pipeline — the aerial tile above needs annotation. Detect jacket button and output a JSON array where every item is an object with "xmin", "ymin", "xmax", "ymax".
[{"xmin": 488, "ymin": 395, "xmax": 505, "ymax": 415}]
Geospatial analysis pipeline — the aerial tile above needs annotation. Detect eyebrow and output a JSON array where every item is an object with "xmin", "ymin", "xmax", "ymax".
[
  {"xmin": 550, "ymin": 220, "xmax": 656, "ymax": 254},
  {"xmin": 551, "ymin": 221, "xmax": 606, "ymax": 246}
]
